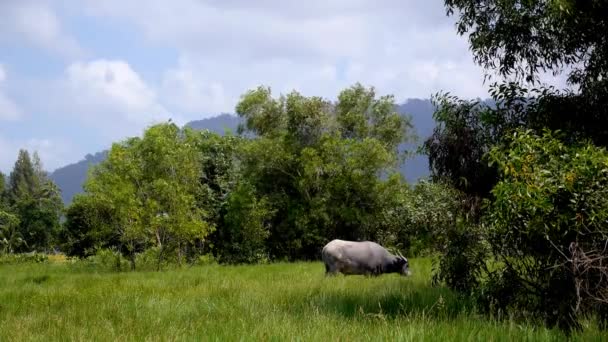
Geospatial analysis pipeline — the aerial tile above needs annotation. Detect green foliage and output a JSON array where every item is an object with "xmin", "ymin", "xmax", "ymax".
[
  {"xmin": 375, "ymin": 179, "xmax": 461, "ymax": 257},
  {"xmin": 60, "ymin": 194, "xmax": 119, "ymax": 258},
  {"xmin": 0, "ymin": 252, "xmax": 48, "ymax": 265},
  {"xmin": 8, "ymin": 149, "xmax": 37, "ymax": 202},
  {"xmin": 0, "ymin": 211, "xmax": 23, "ymax": 254},
  {"xmin": 5, "ymin": 149, "xmax": 63, "ymax": 253},
  {"xmin": 481, "ymin": 129, "xmax": 608, "ymax": 330},
  {"xmin": 423, "ymin": 84, "xmax": 533, "ymax": 215},
  {"xmin": 235, "ymin": 84, "xmax": 413, "ymax": 260},
  {"xmin": 197, "ymin": 131, "xmax": 242, "ymax": 222},
  {"xmin": 85, "ymin": 248, "xmax": 130, "ymax": 272},
  {"xmin": 426, "ymin": 3, "xmax": 608, "ymax": 332},
  {"xmin": 445, "ymin": 0, "xmax": 608, "ymax": 88},
  {"xmin": 216, "ymin": 181, "xmax": 273, "ymax": 264},
  {"xmin": 431, "ymin": 219, "xmax": 488, "ymax": 295},
  {"xmin": 83, "ymin": 123, "xmax": 214, "ymax": 268}
]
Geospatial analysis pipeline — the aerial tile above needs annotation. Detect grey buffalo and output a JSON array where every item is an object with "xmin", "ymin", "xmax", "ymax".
[{"xmin": 321, "ymin": 239, "xmax": 410, "ymax": 276}]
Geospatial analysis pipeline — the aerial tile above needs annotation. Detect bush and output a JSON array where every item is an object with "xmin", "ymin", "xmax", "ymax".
[
  {"xmin": 431, "ymin": 218, "xmax": 488, "ymax": 294},
  {"xmin": 191, "ymin": 253, "xmax": 217, "ymax": 266},
  {"xmin": 377, "ymin": 179, "xmax": 462, "ymax": 257},
  {"xmin": 481, "ymin": 129, "xmax": 608, "ymax": 331},
  {"xmin": 0, "ymin": 252, "xmax": 48, "ymax": 265},
  {"xmin": 133, "ymin": 247, "xmax": 167, "ymax": 271},
  {"xmin": 212, "ymin": 182, "xmax": 273, "ymax": 264},
  {"xmin": 85, "ymin": 248, "xmax": 130, "ymax": 272}
]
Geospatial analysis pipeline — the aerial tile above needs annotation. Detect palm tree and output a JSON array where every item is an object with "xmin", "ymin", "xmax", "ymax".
[{"xmin": 0, "ymin": 211, "xmax": 25, "ymax": 254}]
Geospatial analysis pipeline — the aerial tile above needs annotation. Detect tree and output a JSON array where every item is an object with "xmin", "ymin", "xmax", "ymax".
[
  {"xmin": 0, "ymin": 211, "xmax": 23, "ymax": 254},
  {"xmin": 0, "ymin": 171, "xmax": 5, "ymax": 197},
  {"xmin": 445, "ymin": 0, "xmax": 608, "ymax": 88},
  {"xmin": 234, "ymin": 84, "xmax": 413, "ymax": 260},
  {"xmin": 482, "ymin": 129, "xmax": 608, "ymax": 330},
  {"xmin": 423, "ymin": 83, "xmax": 530, "ymax": 217},
  {"xmin": 61, "ymin": 194, "xmax": 119, "ymax": 258},
  {"xmin": 6, "ymin": 150, "xmax": 63, "ymax": 252},
  {"xmin": 84, "ymin": 123, "xmax": 214, "ymax": 269},
  {"xmin": 8, "ymin": 149, "xmax": 36, "ymax": 203},
  {"xmin": 0, "ymin": 172, "xmax": 7, "ymax": 211},
  {"xmin": 215, "ymin": 181, "xmax": 274, "ymax": 263},
  {"xmin": 425, "ymin": 1, "xmax": 608, "ymax": 332},
  {"xmin": 429, "ymin": 1, "xmax": 608, "ymax": 203}
]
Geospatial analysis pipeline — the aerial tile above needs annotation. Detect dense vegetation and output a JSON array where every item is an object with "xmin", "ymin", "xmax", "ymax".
[
  {"xmin": 1, "ymin": 0, "xmax": 608, "ymax": 335},
  {"xmin": 426, "ymin": 0, "xmax": 608, "ymax": 332},
  {"xmin": 61, "ymin": 84, "xmax": 454, "ymax": 266}
]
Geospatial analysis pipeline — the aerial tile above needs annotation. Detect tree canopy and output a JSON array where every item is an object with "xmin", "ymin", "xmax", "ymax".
[{"xmin": 445, "ymin": 0, "xmax": 608, "ymax": 88}]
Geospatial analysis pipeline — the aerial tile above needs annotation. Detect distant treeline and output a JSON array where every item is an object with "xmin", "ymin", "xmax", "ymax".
[{"xmin": 0, "ymin": 84, "xmax": 459, "ymax": 269}]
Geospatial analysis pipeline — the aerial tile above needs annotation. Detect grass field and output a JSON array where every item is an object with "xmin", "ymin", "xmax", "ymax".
[{"xmin": 0, "ymin": 258, "xmax": 604, "ymax": 341}]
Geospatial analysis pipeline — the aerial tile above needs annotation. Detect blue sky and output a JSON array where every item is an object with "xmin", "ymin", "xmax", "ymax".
[{"xmin": 0, "ymin": 0, "xmax": 565, "ymax": 173}]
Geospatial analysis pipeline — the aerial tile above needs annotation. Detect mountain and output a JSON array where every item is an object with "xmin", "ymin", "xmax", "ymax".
[
  {"xmin": 49, "ymin": 151, "xmax": 107, "ymax": 205},
  {"xmin": 49, "ymin": 114, "xmax": 247, "ymax": 205},
  {"xmin": 49, "ymin": 100, "xmax": 437, "ymax": 205},
  {"xmin": 185, "ymin": 113, "xmax": 242, "ymax": 133},
  {"xmin": 398, "ymin": 98, "xmax": 436, "ymax": 182}
]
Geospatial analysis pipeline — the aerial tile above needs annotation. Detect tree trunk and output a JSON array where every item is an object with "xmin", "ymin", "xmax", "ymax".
[
  {"xmin": 129, "ymin": 252, "xmax": 136, "ymax": 271},
  {"xmin": 128, "ymin": 241, "xmax": 136, "ymax": 271},
  {"xmin": 177, "ymin": 241, "xmax": 183, "ymax": 267},
  {"xmin": 157, "ymin": 244, "xmax": 164, "ymax": 271},
  {"xmin": 156, "ymin": 228, "xmax": 164, "ymax": 271}
]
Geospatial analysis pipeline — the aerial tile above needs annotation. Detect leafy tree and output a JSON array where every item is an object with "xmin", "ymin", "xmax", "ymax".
[
  {"xmin": 445, "ymin": 0, "xmax": 608, "ymax": 88},
  {"xmin": 0, "ymin": 171, "xmax": 5, "ymax": 198},
  {"xmin": 235, "ymin": 84, "xmax": 412, "ymax": 260},
  {"xmin": 215, "ymin": 181, "xmax": 274, "ymax": 264},
  {"xmin": 84, "ymin": 123, "xmax": 213, "ymax": 269},
  {"xmin": 426, "ymin": 1, "xmax": 608, "ymax": 332},
  {"xmin": 196, "ymin": 131, "xmax": 242, "ymax": 229},
  {"xmin": 0, "ymin": 172, "xmax": 8, "ymax": 212},
  {"xmin": 481, "ymin": 129, "xmax": 608, "ymax": 330},
  {"xmin": 8, "ymin": 150, "xmax": 37, "ymax": 203},
  {"xmin": 423, "ymin": 83, "xmax": 530, "ymax": 217},
  {"xmin": 378, "ymin": 179, "xmax": 462, "ymax": 256},
  {"xmin": 0, "ymin": 211, "xmax": 23, "ymax": 254},
  {"xmin": 83, "ymin": 138, "xmax": 144, "ymax": 267},
  {"xmin": 61, "ymin": 194, "xmax": 119, "ymax": 258},
  {"xmin": 6, "ymin": 150, "xmax": 63, "ymax": 252},
  {"xmin": 432, "ymin": 1, "xmax": 608, "ymax": 199}
]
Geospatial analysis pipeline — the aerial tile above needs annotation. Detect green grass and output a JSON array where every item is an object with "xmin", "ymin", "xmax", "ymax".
[{"xmin": 0, "ymin": 258, "xmax": 603, "ymax": 341}]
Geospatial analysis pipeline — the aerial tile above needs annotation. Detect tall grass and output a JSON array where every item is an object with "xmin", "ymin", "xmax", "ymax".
[{"xmin": 0, "ymin": 258, "xmax": 602, "ymax": 341}]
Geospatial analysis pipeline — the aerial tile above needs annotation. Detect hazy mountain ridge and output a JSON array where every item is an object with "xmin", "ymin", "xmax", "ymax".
[{"xmin": 50, "ymin": 100, "xmax": 437, "ymax": 204}]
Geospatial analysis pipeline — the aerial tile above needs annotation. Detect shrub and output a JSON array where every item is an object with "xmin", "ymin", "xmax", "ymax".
[
  {"xmin": 377, "ymin": 179, "xmax": 462, "ymax": 257},
  {"xmin": 481, "ymin": 129, "xmax": 608, "ymax": 331},
  {"xmin": 85, "ymin": 248, "xmax": 129, "ymax": 271},
  {"xmin": 431, "ymin": 218, "xmax": 488, "ymax": 294},
  {"xmin": 212, "ymin": 181, "xmax": 273, "ymax": 264},
  {"xmin": 0, "ymin": 252, "xmax": 48, "ymax": 265}
]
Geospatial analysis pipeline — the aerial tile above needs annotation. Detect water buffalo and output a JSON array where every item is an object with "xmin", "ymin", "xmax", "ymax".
[{"xmin": 321, "ymin": 239, "xmax": 410, "ymax": 276}]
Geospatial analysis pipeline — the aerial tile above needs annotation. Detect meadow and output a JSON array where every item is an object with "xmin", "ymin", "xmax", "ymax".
[{"xmin": 0, "ymin": 258, "xmax": 604, "ymax": 341}]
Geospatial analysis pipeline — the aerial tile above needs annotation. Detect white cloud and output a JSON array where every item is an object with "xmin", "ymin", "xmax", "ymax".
[
  {"xmin": 0, "ymin": 0, "xmax": 575, "ymax": 173},
  {"xmin": 162, "ymin": 61, "xmax": 229, "ymax": 115},
  {"xmin": 63, "ymin": 59, "xmax": 176, "ymax": 139},
  {"xmin": 0, "ymin": 64, "xmax": 22, "ymax": 121},
  {"xmin": 80, "ymin": 0, "xmax": 493, "ymax": 112},
  {"xmin": 67, "ymin": 60, "xmax": 165, "ymax": 121},
  {"xmin": 0, "ymin": 1, "xmax": 84, "ymax": 58}
]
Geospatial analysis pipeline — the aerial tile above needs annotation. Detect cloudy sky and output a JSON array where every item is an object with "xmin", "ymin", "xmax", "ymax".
[{"xmin": 0, "ymin": 0, "xmax": 563, "ymax": 174}]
